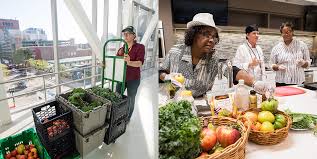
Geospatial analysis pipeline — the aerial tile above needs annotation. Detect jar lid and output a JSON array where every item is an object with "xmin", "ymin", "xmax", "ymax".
[{"xmin": 250, "ymin": 90, "xmax": 256, "ymax": 95}]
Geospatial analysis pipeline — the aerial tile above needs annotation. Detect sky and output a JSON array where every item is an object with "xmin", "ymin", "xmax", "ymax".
[{"xmin": 0, "ymin": 0, "xmax": 119, "ymax": 44}]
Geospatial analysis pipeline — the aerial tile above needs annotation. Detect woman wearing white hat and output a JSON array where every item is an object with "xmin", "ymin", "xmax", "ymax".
[{"xmin": 159, "ymin": 13, "xmax": 270, "ymax": 97}]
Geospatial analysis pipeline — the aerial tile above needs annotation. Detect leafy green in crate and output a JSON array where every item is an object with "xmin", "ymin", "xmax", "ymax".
[
  {"xmin": 67, "ymin": 88, "xmax": 102, "ymax": 112},
  {"xmin": 159, "ymin": 100, "xmax": 201, "ymax": 159},
  {"xmin": 91, "ymin": 86, "xmax": 122, "ymax": 103}
]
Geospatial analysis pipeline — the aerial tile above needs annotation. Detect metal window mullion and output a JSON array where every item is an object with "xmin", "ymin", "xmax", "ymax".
[
  {"xmin": 51, "ymin": 0, "xmax": 61, "ymax": 94},
  {"xmin": 102, "ymin": 0, "xmax": 109, "ymax": 42},
  {"xmin": 43, "ymin": 76, "xmax": 47, "ymax": 103},
  {"xmin": 115, "ymin": 0, "xmax": 123, "ymax": 53},
  {"xmin": 135, "ymin": 5, "xmax": 140, "ymax": 40},
  {"xmin": 91, "ymin": 0, "xmax": 97, "ymax": 87}
]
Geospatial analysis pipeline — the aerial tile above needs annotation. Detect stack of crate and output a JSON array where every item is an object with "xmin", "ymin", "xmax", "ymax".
[
  {"xmin": 57, "ymin": 90, "xmax": 111, "ymax": 157},
  {"xmin": 104, "ymin": 95, "xmax": 128, "ymax": 144},
  {"xmin": 87, "ymin": 86, "xmax": 129, "ymax": 145}
]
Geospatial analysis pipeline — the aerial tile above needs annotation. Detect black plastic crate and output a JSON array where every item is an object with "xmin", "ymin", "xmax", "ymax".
[
  {"xmin": 104, "ymin": 119, "xmax": 127, "ymax": 145},
  {"xmin": 32, "ymin": 101, "xmax": 73, "ymax": 143},
  {"xmin": 107, "ymin": 95, "xmax": 128, "ymax": 124},
  {"xmin": 87, "ymin": 88, "xmax": 129, "ymax": 125},
  {"xmin": 38, "ymin": 131, "xmax": 75, "ymax": 159}
]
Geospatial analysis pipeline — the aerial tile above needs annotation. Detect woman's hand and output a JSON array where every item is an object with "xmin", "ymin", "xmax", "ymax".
[
  {"xmin": 249, "ymin": 58, "xmax": 260, "ymax": 68},
  {"xmin": 296, "ymin": 59, "xmax": 308, "ymax": 68},
  {"xmin": 124, "ymin": 54, "xmax": 131, "ymax": 63},
  {"xmin": 272, "ymin": 64, "xmax": 286, "ymax": 71}
]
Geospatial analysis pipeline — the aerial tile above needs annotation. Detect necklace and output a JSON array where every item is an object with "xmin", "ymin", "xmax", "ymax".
[
  {"xmin": 245, "ymin": 42, "xmax": 260, "ymax": 60},
  {"xmin": 245, "ymin": 42, "xmax": 263, "ymax": 79}
]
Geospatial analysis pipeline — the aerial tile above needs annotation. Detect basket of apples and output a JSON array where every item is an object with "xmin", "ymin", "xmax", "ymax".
[
  {"xmin": 241, "ymin": 98, "xmax": 292, "ymax": 145},
  {"xmin": 197, "ymin": 116, "xmax": 250, "ymax": 159}
]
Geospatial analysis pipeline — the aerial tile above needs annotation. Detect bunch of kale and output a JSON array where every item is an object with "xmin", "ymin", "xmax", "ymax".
[
  {"xmin": 90, "ymin": 86, "xmax": 122, "ymax": 103},
  {"xmin": 67, "ymin": 88, "xmax": 102, "ymax": 112},
  {"xmin": 159, "ymin": 100, "xmax": 201, "ymax": 159}
]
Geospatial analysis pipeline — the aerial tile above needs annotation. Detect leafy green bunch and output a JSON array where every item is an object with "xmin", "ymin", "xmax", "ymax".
[
  {"xmin": 286, "ymin": 109, "xmax": 317, "ymax": 136},
  {"xmin": 67, "ymin": 88, "xmax": 102, "ymax": 112},
  {"xmin": 91, "ymin": 86, "xmax": 123, "ymax": 103},
  {"xmin": 159, "ymin": 100, "xmax": 201, "ymax": 159}
]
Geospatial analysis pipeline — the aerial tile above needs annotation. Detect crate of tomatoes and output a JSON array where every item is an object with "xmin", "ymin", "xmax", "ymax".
[{"xmin": 0, "ymin": 128, "xmax": 50, "ymax": 159}]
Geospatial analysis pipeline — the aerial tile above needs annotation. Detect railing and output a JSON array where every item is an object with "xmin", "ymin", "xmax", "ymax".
[{"xmin": 0, "ymin": 65, "xmax": 106, "ymax": 109}]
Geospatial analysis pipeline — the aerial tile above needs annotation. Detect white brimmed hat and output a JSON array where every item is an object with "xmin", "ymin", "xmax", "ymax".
[{"xmin": 186, "ymin": 13, "xmax": 221, "ymax": 32}]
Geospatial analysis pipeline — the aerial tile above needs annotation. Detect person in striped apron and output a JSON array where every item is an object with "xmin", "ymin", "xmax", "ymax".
[{"xmin": 270, "ymin": 22, "xmax": 311, "ymax": 87}]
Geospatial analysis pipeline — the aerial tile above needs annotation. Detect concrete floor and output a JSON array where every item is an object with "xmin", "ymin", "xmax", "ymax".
[{"xmin": 0, "ymin": 68, "xmax": 158, "ymax": 159}]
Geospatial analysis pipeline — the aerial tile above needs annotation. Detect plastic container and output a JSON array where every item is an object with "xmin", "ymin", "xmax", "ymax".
[
  {"xmin": 104, "ymin": 120, "xmax": 127, "ymax": 145},
  {"xmin": 32, "ymin": 101, "xmax": 73, "ymax": 143},
  {"xmin": 0, "ymin": 128, "xmax": 51, "ymax": 159},
  {"xmin": 57, "ymin": 90, "xmax": 111, "ymax": 136},
  {"xmin": 234, "ymin": 80, "xmax": 249, "ymax": 111},
  {"xmin": 106, "ymin": 95, "xmax": 128, "ymax": 124},
  {"xmin": 74, "ymin": 124, "xmax": 108, "ymax": 157},
  {"xmin": 87, "ymin": 88, "xmax": 128, "ymax": 125}
]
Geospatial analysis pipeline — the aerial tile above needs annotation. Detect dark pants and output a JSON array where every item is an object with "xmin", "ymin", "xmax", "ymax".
[{"xmin": 116, "ymin": 79, "xmax": 141, "ymax": 121}]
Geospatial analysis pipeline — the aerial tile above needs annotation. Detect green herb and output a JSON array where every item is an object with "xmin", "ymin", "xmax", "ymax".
[
  {"xmin": 285, "ymin": 109, "xmax": 317, "ymax": 131},
  {"xmin": 159, "ymin": 100, "xmax": 201, "ymax": 159},
  {"xmin": 90, "ymin": 86, "xmax": 122, "ymax": 103},
  {"xmin": 67, "ymin": 88, "xmax": 103, "ymax": 112}
]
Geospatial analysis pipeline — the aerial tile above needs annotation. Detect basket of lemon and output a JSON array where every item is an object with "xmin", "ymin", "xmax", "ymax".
[{"xmin": 241, "ymin": 98, "xmax": 292, "ymax": 145}]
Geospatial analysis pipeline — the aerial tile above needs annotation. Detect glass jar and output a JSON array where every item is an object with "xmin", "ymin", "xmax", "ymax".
[{"xmin": 249, "ymin": 90, "xmax": 257, "ymax": 109}]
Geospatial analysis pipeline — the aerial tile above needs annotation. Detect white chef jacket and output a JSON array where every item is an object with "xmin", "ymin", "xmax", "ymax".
[{"xmin": 233, "ymin": 41, "xmax": 266, "ymax": 81}]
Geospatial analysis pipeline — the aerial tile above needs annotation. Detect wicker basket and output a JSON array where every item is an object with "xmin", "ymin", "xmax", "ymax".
[
  {"xmin": 246, "ymin": 109, "xmax": 292, "ymax": 145},
  {"xmin": 199, "ymin": 116, "xmax": 250, "ymax": 159}
]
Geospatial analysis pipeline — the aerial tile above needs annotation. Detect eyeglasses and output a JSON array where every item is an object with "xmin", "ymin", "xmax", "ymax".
[{"xmin": 200, "ymin": 31, "xmax": 219, "ymax": 44}]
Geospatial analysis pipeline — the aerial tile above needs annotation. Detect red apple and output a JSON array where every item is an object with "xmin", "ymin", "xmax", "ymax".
[
  {"xmin": 33, "ymin": 153, "xmax": 38, "ymax": 158},
  {"xmin": 216, "ymin": 126, "xmax": 241, "ymax": 148},
  {"xmin": 197, "ymin": 152, "xmax": 209, "ymax": 159},
  {"xmin": 18, "ymin": 155, "xmax": 27, "ymax": 159},
  {"xmin": 200, "ymin": 127, "xmax": 217, "ymax": 152},
  {"xmin": 28, "ymin": 145, "xmax": 35, "ymax": 150},
  {"xmin": 27, "ymin": 153, "xmax": 33, "ymax": 158},
  {"xmin": 9, "ymin": 157, "xmax": 16, "ymax": 159},
  {"xmin": 23, "ymin": 150, "xmax": 29, "ymax": 155},
  {"xmin": 30, "ymin": 148, "xmax": 37, "ymax": 155},
  {"xmin": 5, "ymin": 153, "xmax": 12, "ymax": 159},
  {"xmin": 11, "ymin": 150, "xmax": 18, "ymax": 157}
]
